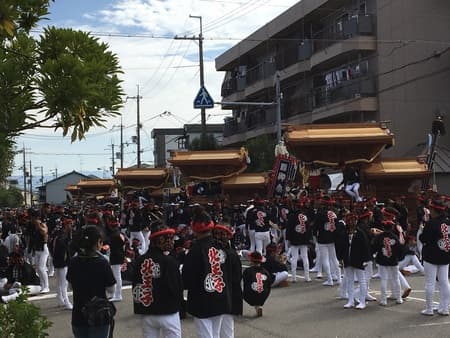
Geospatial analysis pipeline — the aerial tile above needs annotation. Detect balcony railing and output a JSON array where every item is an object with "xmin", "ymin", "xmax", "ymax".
[
  {"xmin": 247, "ymin": 61, "xmax": 276, "ymax": 86},
  {"xmin": 221, "ymin": 14, "xmax": 375, "ymax": 99},
  {"xmin": 312, "ymin": 76, "xmax": 376, "ymax": 109},
  {"xmin": 282, "ymin": 94, "xmax": 313, "ymax": 118},
  {"xmin": 223, "ymin": 107, "xmax": 275, "ymax": 138},
  {"xmin": 312, "ymin": 14, "xmax": 374, "ymax": 53}
]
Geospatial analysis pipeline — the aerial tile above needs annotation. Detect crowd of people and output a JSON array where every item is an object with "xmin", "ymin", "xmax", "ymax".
[{"xmin": 0, "ymin": 187, "xmax": 449, "ymax": 337}]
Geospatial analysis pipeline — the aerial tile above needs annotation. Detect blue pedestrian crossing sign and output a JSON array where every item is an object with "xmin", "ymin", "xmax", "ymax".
[{"xmin": 194, "ymin": 86, "xmax": 214, "ymax": 109}]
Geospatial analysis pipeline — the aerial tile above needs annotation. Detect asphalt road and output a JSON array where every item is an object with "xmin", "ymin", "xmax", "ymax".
[{"xmin": 32, "ymin": 268, "xmax": 450, "ymax": 338}]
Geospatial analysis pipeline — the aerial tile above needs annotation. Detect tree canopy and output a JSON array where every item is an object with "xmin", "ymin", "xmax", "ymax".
[{"xmin": 0, "ymin": 0, "xmax": 124, "ymax": 181}]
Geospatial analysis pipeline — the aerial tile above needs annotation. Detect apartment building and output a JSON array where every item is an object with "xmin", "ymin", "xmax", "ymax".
[
  {"xmin": 215, "ymin": 0, "xmax": 450, "ymax": 160},
  {"xmin": 151, "ymin": 123, "xmax": 224, "ymax": 168}
]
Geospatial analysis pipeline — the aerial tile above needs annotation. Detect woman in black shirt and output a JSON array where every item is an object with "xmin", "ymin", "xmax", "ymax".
[{"xmin": 67, "ymin": 225, "xmax": 116, "ymax": 338}]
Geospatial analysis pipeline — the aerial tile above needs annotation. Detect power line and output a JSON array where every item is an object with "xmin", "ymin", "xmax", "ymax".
[
  {"xmin": 199, "ymin": 0, "xmax": 291, "ymax": 7},
  {"xmin": 203, "ymin": 0, "xmax": 273, "ymax": 34},
  {"xmin": 26, "ymin": 29, "xmax": 450, "ymax": 45}
]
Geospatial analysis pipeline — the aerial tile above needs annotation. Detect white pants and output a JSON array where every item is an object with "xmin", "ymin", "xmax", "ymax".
[
  {"xmin": 423, "ymin": 261, "xmax": 450, "ymax": 312},
  {"xmin": 397, "ymin": 269, "xmax": 411, "ymax": 289},
  {"xmin": 35, "ymin": 244, "xmax": 49, "ymax": 290},
  {"xmin": 416, "ymin": 226, "xmax": 424, "ymax": 260},
  {"xmin": 55, "ymin": 267, "xmax": 70, "ymax": 306},
  {"xmin": 142, "ymin": 230, "xmax": 151, "ymax": 254},
  {"xmin": 142, "ymin": 313, "xmax": 181, "ymax": 338},
  {"xmin": 318, "ymin": 243, "xmax": 341, "ymax": 284},
  {"xmin": 379, "ymin": 265, "xmax": 400, "ymax": 302},
  {"xmin": 271, "ymin": 271, "xmax": 289, "ymax": 287},
  {"xmin": 130, "ymin": 231, "xmax": 146, "ymax": 255},
  {"xmin": 312, "ymin": 239, "xmax": 322, "ymax": 273},
  {"xmin": 111, "ymin": 264, "xmax": 123, "ymax": 299},
  {"xmin": 270, "ymin": 228, "xmax": 279, "ymax": 244},
  {"xmin": 47, "ymin": 255, "xmax": 55, "ymax": 276},
  {"xmin": 290, "ymin": 245, "xmax": 309, "ymax": 281},
  {"xmin": 194, "ymin": 315, "xmax": 224, "ymax": 338},
  {"xmin": 399, "ymin": 254, "xmax": 424, "ymax": 273},
  {"xmin": 2, "ymin": 285, "xmax": 41, "ymax": 303},
  {"xmin": 345, "ymin": 183, "xmax": 361, "ymax": 201},
  {"xmin": 345, "ymin": 267, "xmax": 367, "ymax": 306},
  {"xmin": 282, "ymin": 229, "xmax": 289, "ymax": 254},
  {"xmin": 255, "ymin": 231, "xmax": 270, "ymax": 256},
  {"xmin": 220, "ymin": 314, "xmax": 234, "ymax": 338},
  {"xmin": 248, "ymin": 230, "xmax": 256, "ymax": 252}
]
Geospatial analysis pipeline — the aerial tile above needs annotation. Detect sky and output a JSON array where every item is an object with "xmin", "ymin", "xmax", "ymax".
[{"xmin": 12, "ymin": 0, "xmax": 300, "ymax": 182}]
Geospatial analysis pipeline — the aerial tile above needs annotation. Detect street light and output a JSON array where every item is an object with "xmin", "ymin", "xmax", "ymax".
[{"xmin": 34, "ymin": 166, "xmax": 44, "ymax": 184}]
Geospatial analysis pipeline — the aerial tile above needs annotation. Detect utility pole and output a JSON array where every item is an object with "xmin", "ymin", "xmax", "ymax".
[
  {"xmin": 29, "ymin": 160, "xmax": 33, "ymax": 206},
  {"xmin": 111, "ymin": 143, "xmax": 115, "ymax": 175},
  {"xmin": 275, "ymin": 71, "xmax": 282, "ymax": 143},
  {"xmin": 175, "ymin": 15, "xmax": 207, "ymax": 140},
  {"xmin": 120, "ymin": 116, "xmax": 124, "ymax": 169},
  {"xmin": 127, "ymin": 86, "xmax": 142, "ymax": 168},
  {"xmin": 22, "ymin": 145, "xmax": 27, "ymax": 206}
]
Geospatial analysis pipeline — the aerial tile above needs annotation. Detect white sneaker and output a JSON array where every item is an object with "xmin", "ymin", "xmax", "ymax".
[
  {"xmin": 11, "ymin": 281, "xmax": 21, "ymax": 289},
  {"xmin": 344, "ymin": 302, "xmax": 354, "ymax": 308},
  {"xmin": 109, "ymin": 297, "xmax": 122, "ymax": 302},
  {"xmin": 64, "ymin": 302, "xmax": 73, "ymax": 310},
  {"xmin": 366, "ymin": 294, "xmax": 377, "ymax": 301},
  {"xmin": 322, "ymin": 280, "xmax": 333, "ymax": 286},
  {"xmin": 40, "ymin": 288, "xmax": 50, "ymax": 294},
  {"xmin": 356, "ymin": 303, "xmax": 366, "ymax": 310},
  {"xmin": 372, "ymin": 273, "xmax": 380, "ymax": 279},
  {"xmin": 304, "ymin": 277, "xmax": 312, "ymax": 282},
  {"xmin": 421, "ymin": 309, "xmax": 434, "ymax": 316}
]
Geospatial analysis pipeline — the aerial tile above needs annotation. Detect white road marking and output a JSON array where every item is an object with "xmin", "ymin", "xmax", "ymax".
[{"xmin": 29, "ymin": 285, "xmax": 132, "ymax": 302}]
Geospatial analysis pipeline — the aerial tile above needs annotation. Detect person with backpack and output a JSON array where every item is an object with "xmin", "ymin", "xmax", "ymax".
[{"xmin": 67, "ymin": 225, "xmax": 116, "ymax": 338}]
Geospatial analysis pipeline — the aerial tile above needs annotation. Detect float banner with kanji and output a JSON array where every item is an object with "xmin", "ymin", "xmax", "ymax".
[{"xmin": 269, "ymin": 155, "xmax": 299, "ymax": 198}]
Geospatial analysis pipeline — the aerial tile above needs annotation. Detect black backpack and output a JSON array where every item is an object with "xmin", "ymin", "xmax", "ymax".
[{"xmin": 81, "ymin": 296, "xmax": 116, "ymax": 328}]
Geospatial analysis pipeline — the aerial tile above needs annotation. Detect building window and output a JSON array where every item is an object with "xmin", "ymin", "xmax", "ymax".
[{"xmin": 177, "ymin": 136, "xmax": 187, "ymax": 149}]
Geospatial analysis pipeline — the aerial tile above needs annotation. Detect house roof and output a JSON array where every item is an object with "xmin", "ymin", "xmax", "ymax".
[
  {"xmin": 363, "ymin": 159, "xmax": 431, "ymax": 179},
  {"xmin": 77, "ymin": 179, "xmax": 115, "ymax": 188},
  {"xmin": 222, "ymin": 173, "xmax": 268, "ymax": 189},
  {"xmin": 285, "ymin": 123, "xmax": 394, "ymax": 166},
  {"xmin": 115, "ymin": 168, "xmax": 167, "ymax": 180},
  {"xmin": 44, "ymin": 170, "xmax": 91, "ymax": 186},
  {"xmin": 65, "ymin": 184, "xmax": 80, "ymax": 192},
  {"xmin": 169, "ymin": 149, "xmax": 248, "ymax": 180}
]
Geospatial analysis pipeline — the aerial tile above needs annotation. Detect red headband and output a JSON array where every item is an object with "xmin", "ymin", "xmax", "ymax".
[
  {"xmin": 85, "ymin": 217, "xmax": 98, "ymax": 224},
  {"xmin": 150, "ymin": 228, "xmax": 175, "ymax": 239},
  {"xmin": 191, "ymin": 220, "xmax": 215, "ymax": 233},
  {"xmin": 382, "ymin": 220, "xmax": 395, "ymax": 226},
  {"xmin": 382, "ymin": 209, "xmax": 396, "ymax": 218},
  {"xmin": 358, "ymin": 211, "xmax": 373, "ymax": 219},
  {"xmin": 214, "ymin": 224, "xmax": 234, "ymax": 238},
  {"xmin": 430, "ymin": 203, "xmax": 446, "ymax": 211}
]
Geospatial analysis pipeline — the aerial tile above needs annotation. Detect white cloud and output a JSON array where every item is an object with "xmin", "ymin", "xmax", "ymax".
[{"xmin": 15, "ymin": 0, "xmax": 299, "ymax": 176}]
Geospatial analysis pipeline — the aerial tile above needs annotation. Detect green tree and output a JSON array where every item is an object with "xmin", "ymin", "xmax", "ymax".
[
  {"xmin": 0, "ymin": 0, "xmax": 123, "ymax": 182},
  {"xmin": 0, "ymin": 187, "xmax": 23, "ymax": 207},
  {"xmin": 0, "ymin": 287, "xmax": 52, "ymax": 338},
  {"xmin": 245, "ymin": 134, "xmax": 277, "ymax": 173},
  {"xmin": 188, "ymin": 133, "xmax": 221, "ymax": 151}
]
